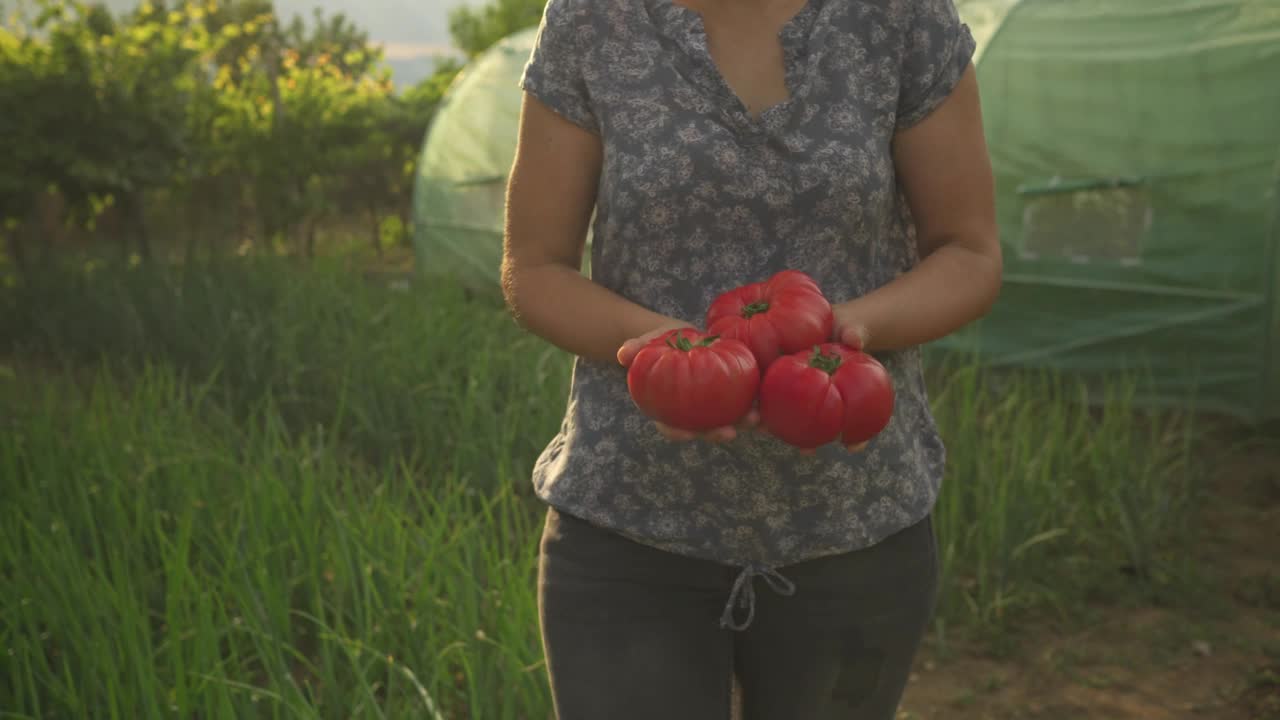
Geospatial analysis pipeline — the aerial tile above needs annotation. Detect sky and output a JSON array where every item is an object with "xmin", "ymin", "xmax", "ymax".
[{"xmin": 94, "ymin": 0, "xmax": 490, "ymax": 86}]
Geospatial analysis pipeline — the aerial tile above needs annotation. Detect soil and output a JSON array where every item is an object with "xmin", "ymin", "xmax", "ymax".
[{"xmin": 896, "ymin": 428, "xmax": 1280, "ymax": 720}]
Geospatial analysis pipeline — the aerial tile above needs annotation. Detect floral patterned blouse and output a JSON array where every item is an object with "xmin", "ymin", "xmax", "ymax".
[{"xmin": 518, "ymin": 0, "xmax": 976, "ymax": 630}]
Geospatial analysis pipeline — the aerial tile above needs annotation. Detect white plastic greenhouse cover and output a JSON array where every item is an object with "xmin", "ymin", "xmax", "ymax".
[{"xmin": 411, "ymin": 26, "xmax": 594, "ymax": 294}]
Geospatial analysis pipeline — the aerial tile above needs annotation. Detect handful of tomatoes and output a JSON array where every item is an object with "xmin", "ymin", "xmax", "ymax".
[{"xmin": 625, "ymin": 270, "xmax": 895, "ymax": 450}]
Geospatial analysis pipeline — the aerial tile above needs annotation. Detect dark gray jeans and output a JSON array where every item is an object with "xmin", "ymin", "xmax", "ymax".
[{"xmin": 537, "ymin": 506, "xmax": 939, "ymax": 719}]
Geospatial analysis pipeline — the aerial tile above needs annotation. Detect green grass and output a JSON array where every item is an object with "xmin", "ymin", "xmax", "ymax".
[
  {"xmin": 928, "ymin": 362, "xmax": 1200, "ymax": 633},
  {"xmin": 0, "ymin": 256, "xmax": 570, "ymax": 490},
  {"xmin": 0, "ymin": 258, "xmax": 1201, "ymax": 718},
  {"xmin": 2, "ymin": 367, "xmax": 548, "ymax": 718}
]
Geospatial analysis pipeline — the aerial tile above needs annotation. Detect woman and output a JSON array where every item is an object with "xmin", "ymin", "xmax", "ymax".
[{"xmin": 501, "ymin": 0, "xmax": 1000, "ymax": 715}]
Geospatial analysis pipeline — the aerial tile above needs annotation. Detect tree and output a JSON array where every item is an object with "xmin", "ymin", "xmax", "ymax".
[
  {"xmin": 0, "ymin": 0, "xmax": 453, "ymax": 265},
  {"xmin": 0, "ymin": 0, "xmax": 212, "ymax": 263},
  {"xmin": 447, "ymin": 0, "xmax": 543, "ymax": 59}
]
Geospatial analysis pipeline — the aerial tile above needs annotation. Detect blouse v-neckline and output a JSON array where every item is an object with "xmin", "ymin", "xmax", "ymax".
[{"xmin": 646, "ymin": 0, "xmax": 824, "ymax": 133}]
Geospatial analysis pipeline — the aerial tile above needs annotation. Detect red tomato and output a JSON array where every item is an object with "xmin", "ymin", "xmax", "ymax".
[
  {"xmin": 626, "ymin": 328, "xmax": 761, "ymax": 433},
  {"xmin": 705, "ymin": 270, "xmax": 834, "ymax": 371},
  {"xmin": 758, "ymin": 343, "xmax": 895, "ymax": 450}
]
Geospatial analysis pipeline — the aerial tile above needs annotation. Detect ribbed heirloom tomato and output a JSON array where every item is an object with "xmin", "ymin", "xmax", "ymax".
[
  {"xmin": 705, "ymin": 270, "xmax": 834, "ymax": 371},
  {"xmin": 758, "ymin": 343, "xmax": 896, "ymax": 450},
  {"xmin": 626, "ymin": 328, "xmax": 760, "ymax": 432}
]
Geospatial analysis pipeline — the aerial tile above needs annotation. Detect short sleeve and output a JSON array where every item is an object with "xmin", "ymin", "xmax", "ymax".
[
  {"xmin": 895, "ymin": 0, "xmax": 977, "ymax": 130},
  {"xmin": 519, "ymin": 0, "xmax": 600, "ymax": 134}
]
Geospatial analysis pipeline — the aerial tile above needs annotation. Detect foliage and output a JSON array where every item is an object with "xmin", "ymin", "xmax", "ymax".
[
  {"xmin": 0, "ymin": 260, "xmax": 1206, "ymax": 717},
  {"xmin": 447, "ymin": 0, "xmax": 544, "ymax": 59},
  {"xmin": 0, "ymin": 0, "xmax": 461, "ymax": 264}
]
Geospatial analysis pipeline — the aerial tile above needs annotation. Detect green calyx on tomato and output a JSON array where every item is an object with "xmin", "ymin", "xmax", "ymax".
[
  {"xmin": 807, "ymin": 345, "xmax": 843, "ymax": 375},
  {"xmin": 705, "ymin": 270, "xmax": 835, "ymax": 371},
  {"xmin": 757, "ymin": 342, "xmax": 896, "ymax": 450},
  {"xmin": 667, "ymin": 333, "xmax": 721, "ymax": 352}
]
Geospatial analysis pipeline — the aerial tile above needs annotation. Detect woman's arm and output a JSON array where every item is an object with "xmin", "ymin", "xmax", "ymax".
[
  {"xmin": 832, "ymin": 64, "xmax": 1003, "ymax": 352},
  {"xmin": 503, "ymin": 94, "xmax": 752, "ymax": 442},
  {"xmin": 502, "ymin": 95, "xmax": 685, "ymax": 366}
]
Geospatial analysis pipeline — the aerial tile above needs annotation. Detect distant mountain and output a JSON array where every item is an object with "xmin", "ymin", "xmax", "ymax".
[{"xmin": 94, "ymin": 0, "xmax": 489, "ymax": 87}]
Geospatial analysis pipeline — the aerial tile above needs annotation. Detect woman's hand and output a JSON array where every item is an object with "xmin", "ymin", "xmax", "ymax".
[
  {"xmin": 617, "ymin": 322, "xmax": 761, "ymax": 443},
  {"xmin": 824, "ymin": 306, "xmax": 872, "ymax": 455},
  {"xmin": 820, "ymin": 67, "xmax": 1001, "ymax": 357},
  {"xmin": 831, "ymin": 305, "xmax": 870, "ymax": 353}
]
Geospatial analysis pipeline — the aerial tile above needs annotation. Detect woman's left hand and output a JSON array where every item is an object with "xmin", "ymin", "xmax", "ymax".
[
  {"xmin": 823, "ymin": 303, "xmax": 872, "ymax": 455},
  {"xmin": 831, "ymin": 302, "xmax": 870, "ymax": 353}
]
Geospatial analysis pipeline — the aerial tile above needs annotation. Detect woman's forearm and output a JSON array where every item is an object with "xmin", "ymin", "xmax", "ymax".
[
  {"xmin": 503, "ymin": 262, "xmax": 683, "ymax": 365},
  {"xmin": 836, "ymin": 239, "xmax": 1002, "ymax": 353}
]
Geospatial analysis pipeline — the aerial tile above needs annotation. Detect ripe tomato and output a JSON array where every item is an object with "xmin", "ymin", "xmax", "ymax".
[
  {"xmin": 626, "ymin": 328, "xmax": 761, "ymax": 433},
  {"xmin": 705, "ymin": 270, "xmax": 834, "ymax": 371},
  {"xmin": 758, "ymin": 343, "xmax": 895, "ymax": 450}
]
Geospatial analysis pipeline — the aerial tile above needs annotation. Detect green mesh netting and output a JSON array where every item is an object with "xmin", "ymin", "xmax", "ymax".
[
  {"xmin": 934, "ymin": 0, "xmax": 1280, "ymax": 420},
  {"xmin": 411, "ymin": 0, "xmax": 1280, "ymax": 420}
]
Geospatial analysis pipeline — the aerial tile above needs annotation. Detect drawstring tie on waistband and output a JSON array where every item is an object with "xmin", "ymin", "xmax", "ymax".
[{"xmin": 719, "ymin": 564, "xmax": 796, "ymax": 631}]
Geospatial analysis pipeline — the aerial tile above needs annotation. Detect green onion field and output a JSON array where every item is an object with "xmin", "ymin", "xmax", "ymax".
[{"xmin": 3, "ymin": 256, "xmax": 1275, "ymax": 719}]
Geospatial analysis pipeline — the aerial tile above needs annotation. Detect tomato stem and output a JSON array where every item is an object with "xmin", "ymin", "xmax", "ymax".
[
  {"xmin": 741, "ymin": 301, "xmax": 770, "ymax": 318},
  {"xmin": 665, "ymin": 332, "xmax": 719, "ymax": 352},
  {"xmin": 808, "ymin": 345, "xmax": 843, "ymax": 375}
]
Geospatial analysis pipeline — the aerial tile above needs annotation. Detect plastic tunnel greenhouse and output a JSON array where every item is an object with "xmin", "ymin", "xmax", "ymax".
[
  {"xmin": 412, "ymin": 0, "xmax": 1280, "ymax": 420},
  {"xmin": 411, "ymin": 26, "xmax": 592, "ymax": 296},
  {"xmin": 413, "ymin": 27, "xmax": 539, "ymax": 294},
  {"xmin": 934, "ymin": 0, "xmax": 1280, "ymax": 420}
]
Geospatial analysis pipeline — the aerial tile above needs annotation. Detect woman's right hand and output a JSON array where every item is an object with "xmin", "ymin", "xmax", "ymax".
[{"xmin": 617, "ymin": 322, "xmax": 761, "ymax": 444}]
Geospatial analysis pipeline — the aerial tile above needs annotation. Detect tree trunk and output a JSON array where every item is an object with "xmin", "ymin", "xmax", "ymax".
[
  {"xmin": 301, "ymin": 213, "xmax": 317, "ymax": 260},
  {"xmin": 124, "ymin": 192, "xmax": 153, "ymax": 261},
  {"xmin": 233, "ymin": 176, "xmax": 251, "ymax": 256},
  {"xmin": 292, "ymin": 174, "xmax": 312, "ymax": 259},
  {"xmin": 4, "ymin": 229, "xmax": 27, "ymax": 277},
  {"xmin": 398, "ymin": 205, "xmax": 412, "ymax": 248},
  {"xmin": 36, "ymin": 191, "xmax": 68, "ymax": 252},
  {"xmin": 369, "ymin": 203, "xmax": 383, "ymax": 258},
  {"xmin": 182, "ymin": 196, "xmax": 199, "ymax": 264}
]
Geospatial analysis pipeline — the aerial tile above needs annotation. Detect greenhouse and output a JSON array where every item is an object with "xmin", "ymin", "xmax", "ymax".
[
  {"xmin": 935, "ymin": 0, "xmax": 1280, "ymax": 420},
  {"xmin": 411, "ymin": 26, "xmax": 592, "ymax": 297},
  {"xmin": 412, "ymin": 0, "xmax": 1280, "ymax": 419}
]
